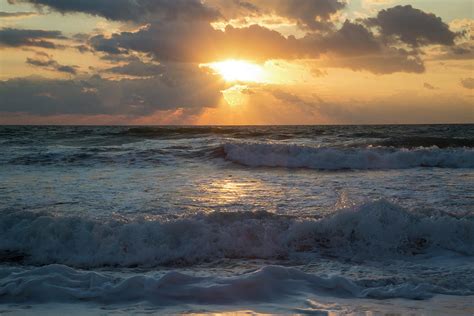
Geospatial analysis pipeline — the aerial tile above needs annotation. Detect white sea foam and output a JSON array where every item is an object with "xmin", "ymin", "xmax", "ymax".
[
  {"xmin": 0, "ymin": 264, "xmax": 470, "ymax": 305},
  {"xmin": 0, "ymin": 200, "xmax": 472, "ymax": 267},
  {"xmin": 223, "ymin": 143, "xmax": 474, "ymax": 169}
]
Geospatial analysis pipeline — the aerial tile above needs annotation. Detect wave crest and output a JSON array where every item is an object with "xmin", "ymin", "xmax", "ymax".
[
  {"xmin": 223, "ymin": 143, "xmax": 474, "ymax": 170},
  {"xmin": 1, "ymin": 200, "xmax": 472, "ymax": 268},
  {"xmin": 1, "ymin": 264, "xmax": 469, "ymax": 304}
]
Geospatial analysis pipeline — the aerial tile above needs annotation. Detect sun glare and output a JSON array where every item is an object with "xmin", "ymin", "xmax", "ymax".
[{"xmin": 208, "ymin": 60, "xmax": 265, "ymax": 82}]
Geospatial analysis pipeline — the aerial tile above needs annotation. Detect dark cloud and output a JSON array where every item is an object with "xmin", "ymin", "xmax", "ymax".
[
  {"xmin": 314, "ymin": 21, "xmax": 425, "ymax": 74},
  {"xmin": 8, "ymin": 0, "xmax": 220, "ymax": 22},
  {"xmin": 367, "ymin": 5, "xmax": 457, "ymax": 47},
  {"xmin": 321, "ymin": 21, "xmax": 380, "ymax": 56},
  {"xmin": 105, "ymin": 60, "xmax": 163, "ymax": 77},
  {"xmin": 9, "ymin": 0, "xmax": 345, "ymax": 30},
  {"xmin": 0, "ymin": 77, "xmax": 103, "ymax": 115},
  {"xmin": 0, "ymin": 11, "xmax": 37, "ymax": 18},
  {"xmin": 5, "ymin": 2, "xmax": 460, "ymax": 76},
  {"xmin": 211, "ymin": 0, "xmax": 345, "ymax": 30},
  {"xmin": 0, "ymin": 27, "xmax": 65, "ymax": 48},
  {"xmin": 75, "ymin": 44, "xmax": 92, "ymax": 53},
  {"xmin": 55, "ymin": 65, "xmax": 78, "ymax": 75},
  {"xmin": 451, "ymin": 46, "xmax": 472, "ymax": 56},
  {"xmin": 232, "ymin": 0, "xmax": 260, "ymax": 13},
  {"xmin": 258, "ymin": 0, "xmax": 345, "ymax": 30},
  {"xmin": 0, "ymin": 63, "xmax": 225, "ymax": 116},
  {"xmin": 90, "ymin": 22, "xmax": 304, "ymax": 62},
  {"xmin": 89, "ymin": 18, "xmax": 425, "ymax": 74},
  {"xmin": 91, "ymin": 20, "xmax": 379, "ymax": 63},
  {"xmin": 90, "ymin": 34, "xmax": 127, "ymax": 55},
  {"xmin": 434, "ymin": 44, "xmax": 474, "ymax": 60},
  {"xmin": 460, "ymin": 78, "xmax": 474, "ymax": 89},
  {"xmin": 26, "ymin": 56, "xmax": 55, "ymax": 67},
  {"xmin": 26, "ymin": 53, "xmax": 78, "ymax": 74},
  {"xmin": 100, "ymin": 54, "xmax": 143, "ymax": 63},
  {"xmin": 324, "ymin": 48, "xmax": 425, "ymax": 74}
]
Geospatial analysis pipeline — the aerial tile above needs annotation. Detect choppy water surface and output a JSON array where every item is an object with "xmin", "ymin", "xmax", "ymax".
[{"xmin": 0, "ymin": 125, "xmax": 473, "ymax": 314}]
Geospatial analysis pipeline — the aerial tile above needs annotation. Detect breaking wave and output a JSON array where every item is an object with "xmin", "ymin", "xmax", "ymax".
[
  {"xmin": 1, "ymin": 200, "xmax": 472, "ymax": 268},
  {"xmin": 223, "ymin": 143, "xmax": 474, "ymax": 170},
  {"xmin": 1, "ymin": 264, "xmax": 471, "ymax": 305}
]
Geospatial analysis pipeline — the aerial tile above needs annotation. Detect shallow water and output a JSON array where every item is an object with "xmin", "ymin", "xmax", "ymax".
[{"xmin": 0, "ymin": 125, "xmax": 473, "ymax": 314}]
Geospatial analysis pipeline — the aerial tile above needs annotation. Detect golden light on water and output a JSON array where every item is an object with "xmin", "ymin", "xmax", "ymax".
[{"xmin": 208, "ymin": 60, "xmax": 265, "ymax": 83}]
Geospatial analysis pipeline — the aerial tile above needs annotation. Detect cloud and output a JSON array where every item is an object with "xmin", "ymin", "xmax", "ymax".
[
  {"xmin": 210, "ymin": 0, "xmax": 345, "ymax": 30},
  {"xmin": 232, "ymin": 0, "xmax": 260, "ymax": 13},
  {"xmin": 423, "ymin": 82, "xmax": 437, "ymax": 90},
  {"xmin": 434, "ymin": 44, "xmax": 474, "ymax": 61},
  {"xmin": 105, "ymin": 60, "xmax": 163, "ymax": 77},
  {"xmin": 89, "ymin": 34, "xmax": 127, "ymax": 55},
  {"xmin": 90, "ymin": 20, "xmax": 373, "ymax": 62},
  {"xmin": 460, "ymin": 78, "xmax": 474, "ymax": 89},
  {"xmin": 0, "ymin": 27, "xmax": 65, "ymax": 48},
  {"xmin": 75, "ymin": 44, "xmax": 92, "ymax": 53},
  {"xmin": 0, "ymin": 11, "xmax": 37, "ymax": 18},
  {"xmin": 318, "ymin": 21, "xmax": 427, "ymax": 74},
  {"xmin": 11, "ymin": 0, "xmax": 345, "ymax": 30},
  {"xmin": 90, "ymin": 22, "xmax": 304, "ymax": 62},
  {"xmin": 5, "ymin": 1, "xmax": 460, "ymax": 76},
  {"xmin": 367, "ymin": 5, "xmax": 458, "ymax": 47},
  {"xmin": 324, "ymin": 49, "xmax": 425, "ymax": 74},
  {"xmin": 321, "ymin": 21, "xmax": 380, "ymax": 56},
  {"xmin": 0, "ymin": 63, "xmax": 225, "ymax": 116},
  {"xmin": 254, "ymin": 0, "xmax": 345, "ymax": 30},
  {"xmin": 26, "ymin": 52, "xmax": 78, "ymax": 74},
  {"xmin": 8, "ymin": 0, "xmax": 220, "ymax": 22},
  {"xmin": 89, "ymin": 18, "xmax": 426, "ymax": 75},
  {"xmin": 55, "ymin": 65, "xmax": 77, "ymax": 75}
]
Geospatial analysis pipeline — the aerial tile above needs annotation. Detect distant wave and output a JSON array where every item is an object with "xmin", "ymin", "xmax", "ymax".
[
  {"xmin": 6, "ymin": 147, "xmax": 166, "ymax": 166},
  {"xmin": 108, "ymin": 127, "xmax": 474, "ymax": 147},
  {"xmin": 1, "ymin": 200, "xmax": 472, "ymax": 268},
  {"xmin": 5, "ymin": 145, "xmax": 220, "ymax": 166},
  {"xmin": 121, "ymin": 126, "xmax": 275, "ymax": 139},
  {"xmin": 223, "ymin": 143, "xmax": 474, "ymax": 170},
  {"xmin": 376, "ymin": 136, "xmax": 474, "ymax": 148},
  {"xmin": 0, "ymin": 264, "xmax": 470, "ymax": 305}
]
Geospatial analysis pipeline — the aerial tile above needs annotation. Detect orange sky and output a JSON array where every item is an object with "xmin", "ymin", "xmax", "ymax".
[{"xmin": 0, "ymin": 0, "xmax": 473, "ymax": 124}]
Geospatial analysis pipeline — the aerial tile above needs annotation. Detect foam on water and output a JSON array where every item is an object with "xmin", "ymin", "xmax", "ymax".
[
  {"xmin": 1, "ymin": 200, "xmax": 472, "ymax": 267},
  {"xmin": 0, "ymin": 264, "xmax": 471, "ymax": 305},
  {"xmin": 223, "ymin": 143, "xmax": 474, "ymax": 170},
  {"xmin": 1, "ymin": 126, "xmax": 473, "ymax": 311}
]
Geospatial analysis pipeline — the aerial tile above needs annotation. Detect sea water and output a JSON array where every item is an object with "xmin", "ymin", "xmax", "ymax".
[{"xmin": 0, "ymin": 125, "xmax": 473, "ymax": 314}]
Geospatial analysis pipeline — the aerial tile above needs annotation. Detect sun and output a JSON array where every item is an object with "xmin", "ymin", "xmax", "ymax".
[{"xmin": 207, "ymin": 60, "xmax": 265, "ymax": 82}]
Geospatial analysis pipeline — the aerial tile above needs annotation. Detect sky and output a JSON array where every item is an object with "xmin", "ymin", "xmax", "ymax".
[{"xmin": 0, "ymin": 0, "xmax": 473, "ymax": 125}]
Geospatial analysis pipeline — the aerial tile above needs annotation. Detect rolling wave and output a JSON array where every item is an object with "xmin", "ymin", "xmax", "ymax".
[
  {"xmin": 376, "ymin": 136, "xmax": 474, "ymax": 148},
  {"xmin": 1, "ymin": 264, "xmax": 470, "ymax": 305},
  {"xmin": 1, "ymin": 200, "xmax": 472, "ymax": 268},
  {"xmin": 223, "ymin": 143, "xmax": 474, "ymax": 170}
]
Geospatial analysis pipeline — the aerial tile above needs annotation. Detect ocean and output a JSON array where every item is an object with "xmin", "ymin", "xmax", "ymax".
[{"xmin": 0, "ymin": 125, "xmax": 473, "ymax": 315}]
